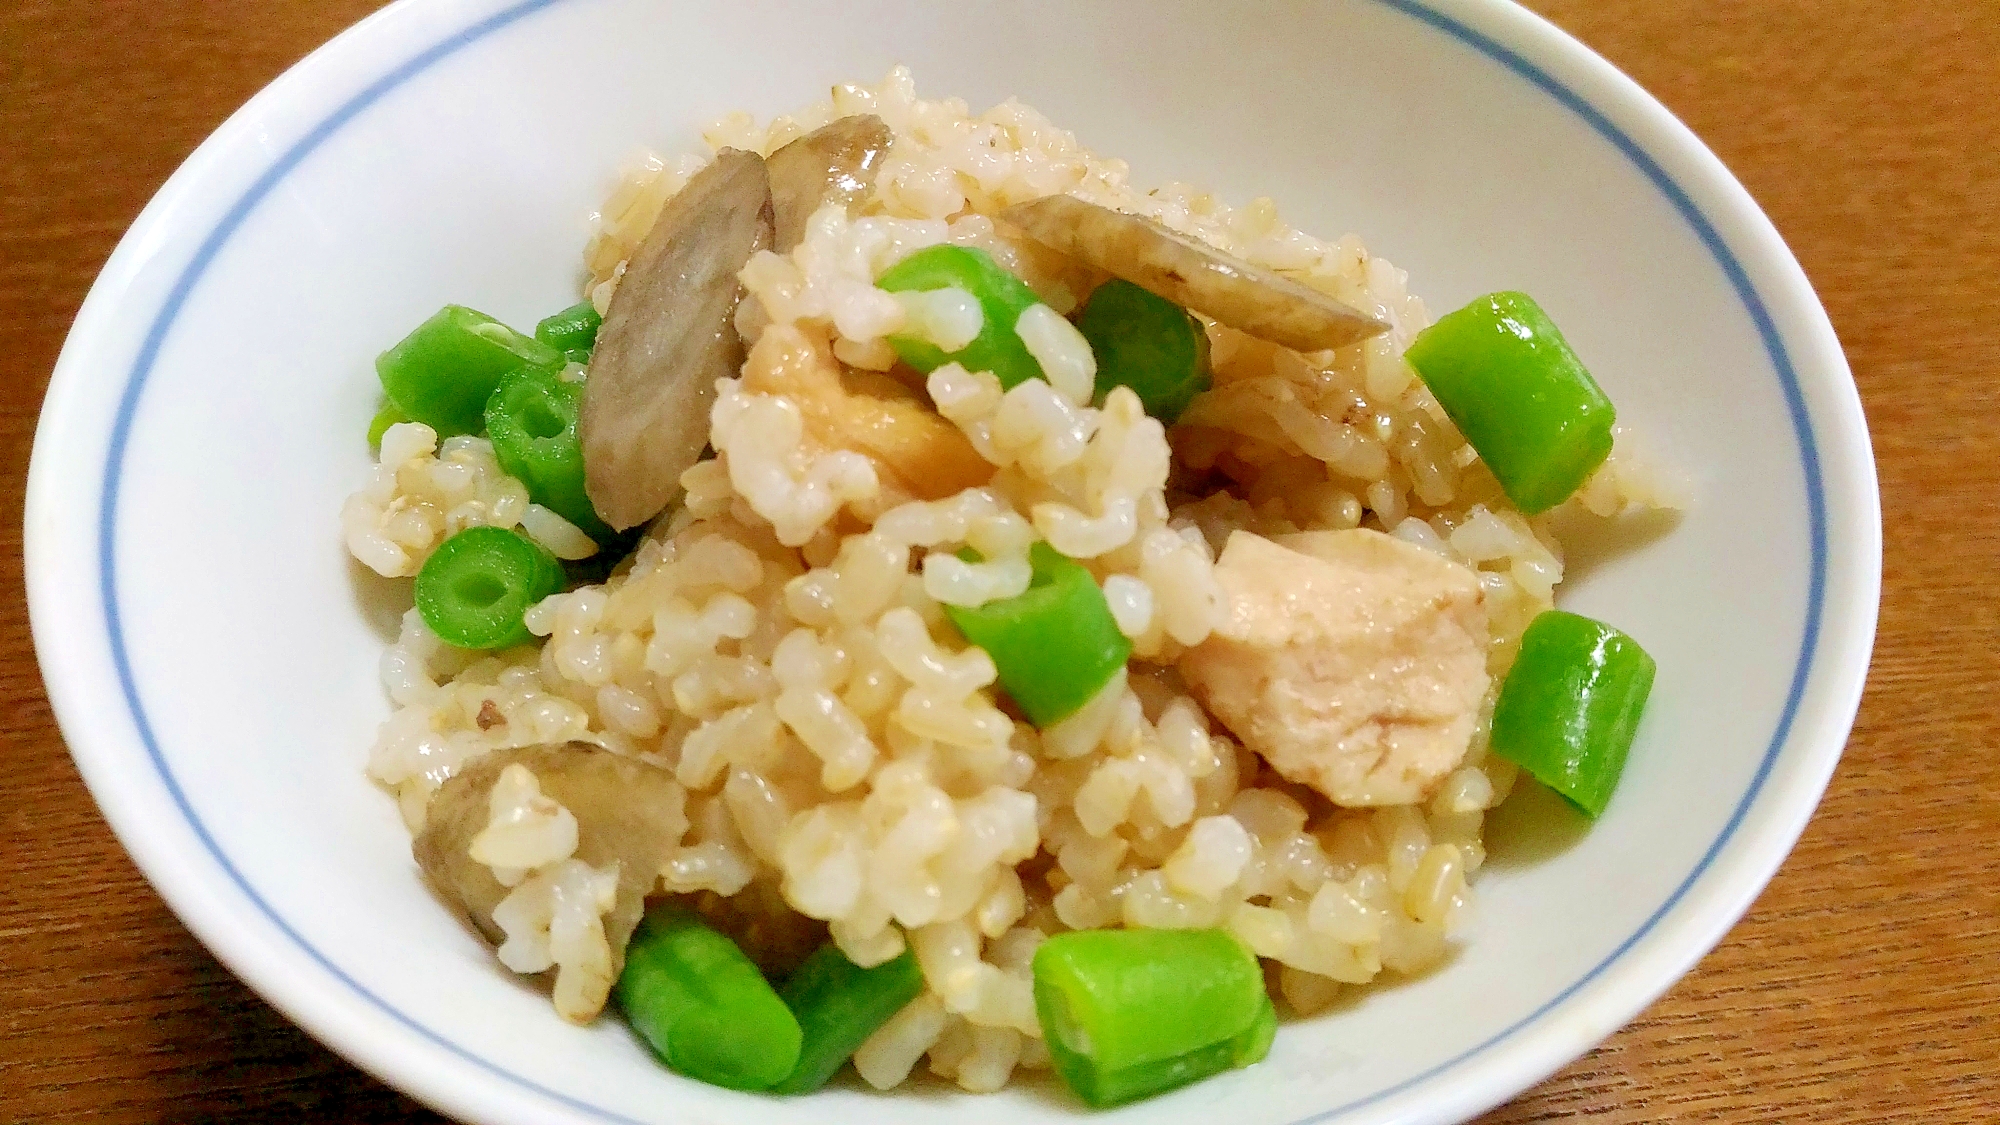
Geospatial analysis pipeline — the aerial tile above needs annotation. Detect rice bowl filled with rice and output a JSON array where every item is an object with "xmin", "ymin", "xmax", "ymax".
[{"xmin": 341, "ymin": 69, "xmax": 1681, "ymax": 1105}]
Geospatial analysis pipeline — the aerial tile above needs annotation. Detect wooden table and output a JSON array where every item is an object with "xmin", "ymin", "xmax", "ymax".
[{"xmin": 3, "ymin": 1, "xmax": 1993, "ymax": 1119}]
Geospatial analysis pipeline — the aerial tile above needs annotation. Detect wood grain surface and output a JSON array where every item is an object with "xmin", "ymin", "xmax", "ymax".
[{"xmin": 3, "ymin": 1, "xmax": 1994, "ymax": 1120}]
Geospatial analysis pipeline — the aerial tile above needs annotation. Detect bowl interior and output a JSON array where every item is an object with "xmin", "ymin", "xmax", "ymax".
[{"xmin": 33, "ymin": 1, "xmax": 1873, "ymax": 1123}]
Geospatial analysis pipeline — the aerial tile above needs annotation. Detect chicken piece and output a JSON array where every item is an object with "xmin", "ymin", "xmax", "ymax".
[
  {"xmin": 1179, "ymin": 529, "xmax": 1489, "ymax": 806},
  {"xmin": 741, "ymin": 323, "xmax": 994, "ymax": 502}
]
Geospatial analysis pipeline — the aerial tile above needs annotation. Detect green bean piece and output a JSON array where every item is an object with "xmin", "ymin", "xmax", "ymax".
[
  {"xmin": 376, "ymin": 305, "xmax": 565, "ymax": 437},
  {"xmin": 1076, "ymin": 278, "xmax": 1212, "ymax": 422},
  {"xmin": 1231, "ymin": 989, "xmax": 1278, "ymax": 1067},
  {"xmin": 1403, "ymin": 291, "xmax": 1615, "ymax": 514},
  {"xmin": 413, "ymin": 526, "xmax": 565, "ymax": 650},
  {"xmin": 1032, "ymin": 928, "xmax": 1274, "ymax": 1108},
  {"xmin": 943, "ymin": 541, "xmax": 1131, "ymax": 727},
  {"xmin": 615, "ymin": 906, "xmax": 803, "ymax": 1092},
  {"xmin": 483, "ymin": 369, "xmax": 612, "ymax": 542},
  {"xmin": 535, "ymin": 299, "xmax": 602, "ymax": 365},
  {"xmin": 1489, "ymin": 609, "xmax": 1656, "ymax": 817},
  {"xmin": 771, "ymin": 943, "xmax": 925, "ymax": 1094},
  {"xmin": 367, "ymin": 400, "xmax": 411, "ymax": 451},
  {"xmin": 876, "ymin": 244, "xmax": 1046, "ymax": 388}
]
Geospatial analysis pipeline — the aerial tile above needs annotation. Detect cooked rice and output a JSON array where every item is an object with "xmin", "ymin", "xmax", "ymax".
[{"xmin": 349, "ymin": 67, "xmax": 1677, "ymax": 1092}]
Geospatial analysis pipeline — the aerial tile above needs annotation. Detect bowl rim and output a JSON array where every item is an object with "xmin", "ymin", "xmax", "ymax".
[{"xmin": 24, "ymin": 0, "xmax": 1881, "ymax": 1122}]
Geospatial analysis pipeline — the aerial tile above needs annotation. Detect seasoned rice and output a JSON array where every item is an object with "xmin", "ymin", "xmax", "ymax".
[{"xmin": 348, "ymin": 67, "xmax": 1677, "ymax": 1091}]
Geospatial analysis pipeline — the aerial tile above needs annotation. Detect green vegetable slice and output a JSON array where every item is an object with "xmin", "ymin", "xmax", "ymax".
[
  {"xmin": 771, "ymin": 942, "xmax": 925, "ymax": 1094},
  {"xmin": 1403, "ymin": 291, "xmax": 1615, "ymax": 514},
  {"xmin": 367, "ymin": 400, "xmax": 411, "ymax": 451},
  {"xmin": 413, "ymin": 526, "xmax": 564, "ymax": 650},
  {"xmin": 1032, "ymin": 927, "xmax": 1274, "ymax": 1108},
  {"xmin": 943, "ymin": 541, "xmax": 1131, "ymax": 728},
  {"xmin": 483, "ymin": 369, "xmax": 612, "ymax": 542},
  {"xmin": 1076, "ymin": 278, "xmax": 1211, "ymax": 422},
  {"xmin": 377, "ymin": 305, "xmax": 565, "ymax": 437},
  {"xmin": 876, "ymin": 244, "xmax": 1046, "ymax": 388},
  {"xmin": 535, "ymin": 299, "xmax": 603, "ymax": 365},
  {"xmin": 1489, "ymin": 609, "xmax": 1656, "ymax": 817},
  {"xmin": 615, "ymin": 906, "xmax": 803, "ymax": 1091}
]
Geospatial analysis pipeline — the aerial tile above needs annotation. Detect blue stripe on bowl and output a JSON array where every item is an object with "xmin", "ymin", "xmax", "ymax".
[{"xmin": 91, "ymin": 0, "xmax": 1827, "ymax": 1121}]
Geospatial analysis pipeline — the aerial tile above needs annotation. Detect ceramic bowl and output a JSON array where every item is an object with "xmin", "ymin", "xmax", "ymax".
[{"xmin": 26, "ymin": 1, "xmax": 1879, "ymax": 1122}]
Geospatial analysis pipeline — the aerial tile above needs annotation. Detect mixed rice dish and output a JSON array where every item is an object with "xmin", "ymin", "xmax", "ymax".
[{"xmin": 343, "ymin": 70, "xmax": 1678, "ymax": 1103}]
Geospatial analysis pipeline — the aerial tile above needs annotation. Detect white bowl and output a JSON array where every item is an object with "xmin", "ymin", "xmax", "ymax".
[{"xmin": 25, "ymin": 0, "xmax": 1879, "ymax": 1122}]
